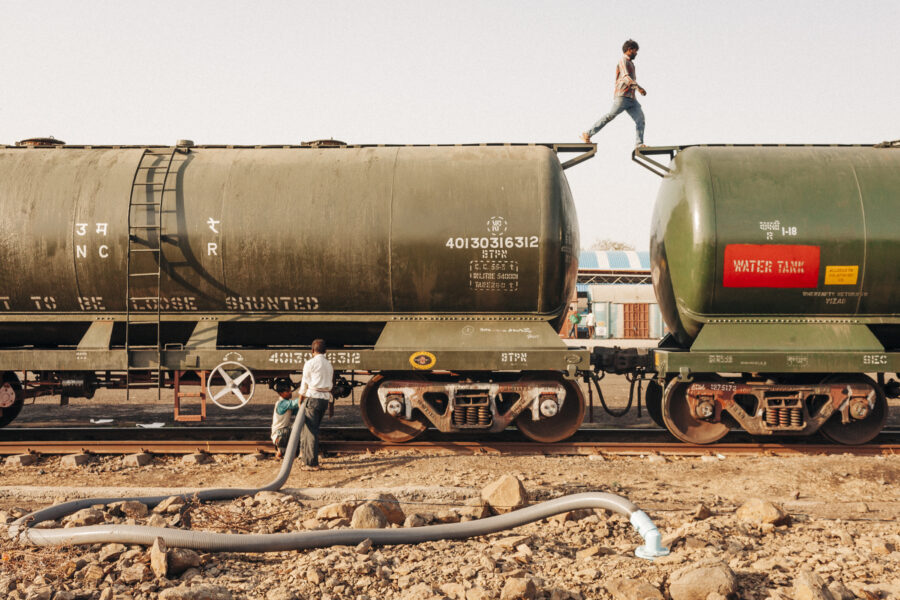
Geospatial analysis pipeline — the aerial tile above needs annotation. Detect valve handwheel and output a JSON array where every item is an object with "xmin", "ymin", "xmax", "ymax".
[{"xmin": 208, "ymin": 361, "xmax": 255, "ymax": 410}]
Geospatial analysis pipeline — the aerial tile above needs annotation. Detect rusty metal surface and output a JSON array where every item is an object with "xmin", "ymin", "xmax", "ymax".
[{"xmin": 0, "ymin": 438, "xmax": 897, "ymax": 456}]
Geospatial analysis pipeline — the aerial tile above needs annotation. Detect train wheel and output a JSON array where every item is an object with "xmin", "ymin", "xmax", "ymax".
[
  {"xmin": 819, "ymin": 374, "xmax": 888, "ymax": 445},
  {"xmin": 515, "ymin": 373, "xmax": 585, "ymax": 443},
  {"xmin": 360, "ymin": 375, "xmax": 428, "ymax": 443},
  {"xmin": 644, "ymin": 379, "xmax": 665, "ymax": 428},
  {"xmin": 0, "ymin": 372, "xmax": 24, "ymax": 429},
  {"xmin": 662, "ymin": 377, "xmax": 729, "ymax": 445}
]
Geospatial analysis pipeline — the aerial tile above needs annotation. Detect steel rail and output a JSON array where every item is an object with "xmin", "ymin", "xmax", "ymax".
[{"xmin": 1, "ymin": 439, "xmax": 897, "ymax": 457}]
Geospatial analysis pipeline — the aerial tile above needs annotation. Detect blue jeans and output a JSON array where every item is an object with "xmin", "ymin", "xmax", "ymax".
[{"xmin": 588, "ymin": 96, "xmax": 645, "ymax": 145}]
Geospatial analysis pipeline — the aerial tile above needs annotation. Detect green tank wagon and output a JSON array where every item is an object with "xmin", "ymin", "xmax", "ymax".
[
  {"xmin": 629, "ymin": 143, "xmax": 900, "ymax": 444},
  {"xmin": 0, "ymin": 139, "xmax": 597, "ymax": 442}
]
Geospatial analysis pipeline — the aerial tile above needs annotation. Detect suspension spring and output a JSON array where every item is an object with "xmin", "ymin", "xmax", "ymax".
[
  {"xmin": 766, "ymin": 408, "xmax": 778, "ymax": 426},
  {"xmin": 478, "ymin": 406, "xmax": 491, "ymax": 426},
  {"xmin": 778, "ymin": 408, "xmax": 790, "ymax": 427},
  {"xmin": 790, "ymin": 408, "xmax": 802, "ymax": 427}
]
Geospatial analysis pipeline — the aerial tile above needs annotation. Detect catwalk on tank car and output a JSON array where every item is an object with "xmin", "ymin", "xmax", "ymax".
[
  {"xmin": 597, "ymin": 142, "xmax": 900, "ymax": 445},
  {"xmin": 0, "ymin": 137, "xmax": 598, "ymax": 442}
]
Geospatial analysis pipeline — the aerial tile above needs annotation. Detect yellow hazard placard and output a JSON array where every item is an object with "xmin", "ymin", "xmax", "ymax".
[
  {"xmin": 824, "ymin": 265, "xmax": 858, "ymax": 285},
  {"xmin": 409, "ymin": 351, "xmax": 436, "ymax": 370}
]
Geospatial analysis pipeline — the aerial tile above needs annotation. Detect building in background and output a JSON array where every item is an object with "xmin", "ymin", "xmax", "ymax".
[{"xmin": 573, "ymin": 250, "xmax": 665, "ymax": 340}]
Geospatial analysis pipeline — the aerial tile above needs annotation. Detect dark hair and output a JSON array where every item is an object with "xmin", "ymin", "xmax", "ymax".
[
  {"xmin": 623, "ymin": 39, "xmax": 639, "ymax": 53},
  {"xmin": 311, "ymin": 338, "xmax": 327, "ymax": 354},
  {"xmin": 274, "ymin": 378, "xmax": 293, "ymax": 394}
]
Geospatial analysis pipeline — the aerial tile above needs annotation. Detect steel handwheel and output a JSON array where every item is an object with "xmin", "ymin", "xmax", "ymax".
[
  {"xmin": 208, "ymin": 361, "xmax": 255, "ymax": 410},
  {"xmin": 515, "ymin": 373, "xmax": 585, "ymax": 443},
  {"xmin": 662, "ymin": 376, "xmax": 729, "ymax": 445},
  {"xmin": 819, "ymin": 374, "xmax": 888, "ymax": 445},
  {"xmin": 360, "ymin": 374, "xmax": 428, "ymax": 443}
]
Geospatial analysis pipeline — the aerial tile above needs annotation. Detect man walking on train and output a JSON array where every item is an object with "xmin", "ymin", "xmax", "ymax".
[{"xmin": 582, "ymin": 39, "xmax": 647, "ymax": 148}]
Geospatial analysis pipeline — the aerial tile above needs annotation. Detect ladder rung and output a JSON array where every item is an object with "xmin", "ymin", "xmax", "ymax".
[
  {"xmin": 133, "ymin": 182, "xmax": 165, "ymax": 187},
  {"xmin": 129, "ymin": 272, "xmax": 160, "ymax": 277},
  {"xmin": 129, "ymin": 248, "xmax": 161, "ymax": 253},
  {"xmin": 130, "ymin": 226, "xmax": 161, "ymax": 230},
  {"xmin": 129, "ymin": 296, "xmax": 161, "ymax": 301},
  {"xmin": 130, "ymin": 202, "xmax": 162, "ymax": 206},
  {"xmin": 136, "ymin": 165, "xmax": 170, "ymax": 169}
]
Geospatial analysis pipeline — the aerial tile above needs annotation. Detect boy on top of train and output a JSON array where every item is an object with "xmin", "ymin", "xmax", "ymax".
[{"xmin": 582, "ymin": 39, "xmax": 647, "ymax": 148}]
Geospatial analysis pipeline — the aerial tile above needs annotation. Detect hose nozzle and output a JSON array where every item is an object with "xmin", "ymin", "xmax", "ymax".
[{"xmin": 630, "ymin": 510, "xmax": 670, "ymax": 560}]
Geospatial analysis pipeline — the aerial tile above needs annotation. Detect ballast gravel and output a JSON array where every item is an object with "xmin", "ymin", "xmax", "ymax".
[{"xmin": 1, "ymin": 451, "xmax": 899, "ymax": 599}]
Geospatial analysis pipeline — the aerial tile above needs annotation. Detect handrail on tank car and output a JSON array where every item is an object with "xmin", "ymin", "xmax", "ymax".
[
  {"xmin": 632, "ymin": 142, "xmax": 894, "ymax": 178},
  {"xmin": 1, "ymin": 140, "xmax": 598, "ymax": 170}
]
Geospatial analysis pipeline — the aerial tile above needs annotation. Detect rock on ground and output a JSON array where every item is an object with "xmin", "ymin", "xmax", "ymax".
[
  {"xmin": 668, "ymin": 560, "xmax": 737, "ymax": 600},
  {"xmin": 605, "ymin": 578, "xmax": 664, "ymax": 600},
  {"xmin": 500, "ymin": 577, "xmax": 537, "ymax": 600},
  {"xmin": 351, "ymin": 502, "xmax": 388, "ymax": 529},
  {"xmin": 98, "ymin": 542, "xmax": 126, "ymax": 562},
  {"xmin": 151, "ymin": 536, "xmax": 168, "ymax": 578},
  {"xmin": 316, "ymin": 500, "xmax": 357, "ymax": 520},
  {"xmin": 793, "ymin": 569, "xmax": 836, "ymax": 600},
  {"xmin": 169, "ymin": 548, "xmax": 202, "ymax": 576},
  {"xmin": 481, "ymin": 474, "xmax": 529, "ymax": 514},
  {"xmin": 159, "ymin": 583, "xmax": 233, "ymax": 600},
  {"xmin": 735, "ymin": 498, "xmax": 789, "ymax": 525},
  {"xmin": 368, "ymin": 492, "xmax": 406, "ymax": 525},
  {"xmin": 65, "ymin": 508, "xmax": 104, "ymax": 526}
]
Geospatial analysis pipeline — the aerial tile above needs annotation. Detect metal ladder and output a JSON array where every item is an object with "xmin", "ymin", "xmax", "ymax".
[{"xmin": 125, "ymin": 148, "xmax": 178, "ymax": 401}]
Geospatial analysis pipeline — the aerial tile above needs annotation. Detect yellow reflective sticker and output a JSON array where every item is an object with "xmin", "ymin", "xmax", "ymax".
[
  {"xmin": 824, "ymin": 265, "xmax": 859, "ymax": 285},
  {"xmin": 409, "ymin": 351, "xmax": 436, "ymax": 370}
]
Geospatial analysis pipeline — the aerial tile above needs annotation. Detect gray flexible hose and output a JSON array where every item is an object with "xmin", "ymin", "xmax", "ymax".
[
  {"xmin": 9, "ymin": 401, "xmax": 669, "ymax": 559},
  {"xmin": 9, "ymin": 399, "xmax": 309, "ymax": 534}
]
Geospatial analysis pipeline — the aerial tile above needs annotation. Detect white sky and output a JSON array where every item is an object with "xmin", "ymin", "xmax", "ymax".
[{"xmin": 2, "ymin": 0, "xmax": 897, "ymax": 250}]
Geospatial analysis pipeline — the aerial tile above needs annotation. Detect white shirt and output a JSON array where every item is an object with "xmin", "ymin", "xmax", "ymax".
[
  {"xmin": 586, "ymin": 312, "xmax": 595, "ymax": 327},
  {"xmin": 299, "ymin": 353, "xmax": 334, "ymax": 399}
]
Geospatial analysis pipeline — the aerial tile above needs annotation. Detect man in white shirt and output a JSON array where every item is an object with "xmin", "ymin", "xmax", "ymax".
[
  {"xmin": 586, "ymin": 311, "xmax": 596, "ymax": 339},
  {"xmin": 297, "ymin": 339, "xmax": 333, "ymax": 469}
]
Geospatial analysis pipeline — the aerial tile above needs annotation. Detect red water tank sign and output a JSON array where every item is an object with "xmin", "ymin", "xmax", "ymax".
[{"xmin": 723, "ymin": 244, "xmax": 820, "ymax": 288}]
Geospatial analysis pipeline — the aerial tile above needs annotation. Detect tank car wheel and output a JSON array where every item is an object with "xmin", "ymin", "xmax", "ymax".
[
  {"xmin": 819, "ymin": 374, "xmax": 888, "ymax": 445},
  {"xmin": 0, "ymin": 372, "xmax": 24, "ymax": 429},
  {"xmin": 662, "ymin": 376, "xmax": 729, "ymax": 445},
  {"xmin": 360, "ymin": 375, "xmax": 428, "ymax": 443},
  {"xmin": 644, "ymin": 379, "xmax": 665, "ymax": 428},
  {"xmin": 515, "ymin": 373, "xmax": 585, "ymax": 443}
]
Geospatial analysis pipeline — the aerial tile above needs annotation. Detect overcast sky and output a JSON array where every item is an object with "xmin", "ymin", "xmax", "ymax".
[{"xmin": 2, "ymin": 1, "xmax": 897, "ymax": 249}]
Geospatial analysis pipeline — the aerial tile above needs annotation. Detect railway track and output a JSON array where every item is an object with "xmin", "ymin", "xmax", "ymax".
[{"xmin": 1, "ymin": 426, "xmax": 899, "ymax": 456}]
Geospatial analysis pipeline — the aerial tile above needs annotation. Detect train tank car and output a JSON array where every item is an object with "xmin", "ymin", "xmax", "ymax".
[
  {"xmin": 637, "ymin": 143, "xmax": 900, "ymax": 444},
  {"xmin": 0, "ymin": 139, "xmax": 596, "ymax": 442}
]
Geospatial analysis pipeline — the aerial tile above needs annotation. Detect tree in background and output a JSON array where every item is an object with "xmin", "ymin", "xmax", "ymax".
[{"xmin": 587, "ymin": 239, "xmax": 635, "ymax": 251}]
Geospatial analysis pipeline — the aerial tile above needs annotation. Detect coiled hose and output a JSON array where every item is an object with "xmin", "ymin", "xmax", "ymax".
[{"xmin": 9, "ymin": 401, "xmax": 669, "ymax": 560}]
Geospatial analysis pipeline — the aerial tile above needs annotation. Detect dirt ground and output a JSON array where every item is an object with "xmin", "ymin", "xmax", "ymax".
[
  {"xmin": 2, "ymin": 368, "xmax": 900, "ymax": 599},
  {"xmin": 1, "ymin": 448, "xmax": 900, "ymax": 599}
]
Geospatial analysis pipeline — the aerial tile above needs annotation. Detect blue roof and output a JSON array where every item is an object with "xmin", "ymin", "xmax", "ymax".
[{"xmin": 578, "ymin": 250, "xmax": 650, "ymax": 271}]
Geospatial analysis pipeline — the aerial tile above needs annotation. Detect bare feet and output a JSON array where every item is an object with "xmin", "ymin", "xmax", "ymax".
[
  {"xmin": 300, "ymin": 465, "xmax": 321, "ymax": 471},
  {"xmin": 580, "ymin": 132, "xmax": 591, "ymax": 143}
]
